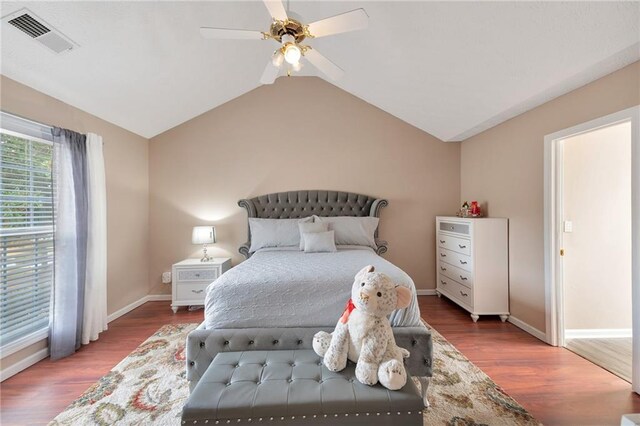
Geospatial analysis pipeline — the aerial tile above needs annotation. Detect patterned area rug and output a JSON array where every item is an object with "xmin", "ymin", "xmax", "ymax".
[{"xmin": 49, "ymin": 323, "xmax": 540, "ymax": 426}]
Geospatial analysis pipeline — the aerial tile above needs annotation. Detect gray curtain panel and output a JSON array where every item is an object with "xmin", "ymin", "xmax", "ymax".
[{"xmin": 50, "ymin": 127, "xmax": 88, "ymax": 360}]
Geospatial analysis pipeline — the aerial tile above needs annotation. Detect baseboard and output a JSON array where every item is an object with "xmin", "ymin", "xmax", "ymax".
[
  {"xmin": 0, "ymin": 347, "xmax": 48, "ymax": 382},
  {"xmin": 107, "ymin": 294, "xmax": 171, "ymax": 323},
  {"xmin": 565, "ymin": 328, "xmax": 632, "ymax": 339},
  {"xmin": 106, "ymin": 296, "xmax": 149, "ymax": 323},
  {"xmin": 508, "ymin": 316, "xmax": 548, "ymax": 343},
  {"xmin": 416, "ymin": 289, "xmax": 438, "ymax": 296},
  {"xmin": 146, "ymin": 294, "xmax": 172, "ymax": 302}
]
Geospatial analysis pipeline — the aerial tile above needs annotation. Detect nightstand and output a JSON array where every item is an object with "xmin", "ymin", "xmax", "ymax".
[{"xmin": 171, "ymin": 258, "xmax": 231, "ymax": 313}]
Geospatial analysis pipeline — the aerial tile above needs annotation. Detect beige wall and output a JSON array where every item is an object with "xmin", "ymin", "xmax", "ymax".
[
  {"xmin": 563, "ymin": 122, "xmax": 632, "ymax": 330},
  {"xmin": 149, "ymin": 77, "xmax": 460, "ymax": 294},
  {"xmin": 461, "ymin": 61, "xmax": 640, "ymax": 331},
  {"xmin": 0, "ymin": 76, "xmax": 150, "ymax": 371}
]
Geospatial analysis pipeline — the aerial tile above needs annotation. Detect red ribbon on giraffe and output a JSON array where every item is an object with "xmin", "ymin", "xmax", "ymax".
[{"xmin": 339, "ymin": 298, "xmax": 356, "ymax": 324}]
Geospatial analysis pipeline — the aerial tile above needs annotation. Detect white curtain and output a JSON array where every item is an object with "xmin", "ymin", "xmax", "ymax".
[{"xmin": 82, "ymin": 133, "xmax": 108, "ymax": 344}]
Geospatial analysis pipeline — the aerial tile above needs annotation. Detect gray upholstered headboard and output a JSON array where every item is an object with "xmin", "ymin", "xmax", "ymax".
[{"xmin": 238, "ymin": 190, "xmax": 388, "ymax": 258}]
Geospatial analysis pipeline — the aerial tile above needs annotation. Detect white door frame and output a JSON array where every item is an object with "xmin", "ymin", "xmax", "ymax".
[{"xmin": 544, "ymin": 105, "xmax": 639, "ymax": 393}]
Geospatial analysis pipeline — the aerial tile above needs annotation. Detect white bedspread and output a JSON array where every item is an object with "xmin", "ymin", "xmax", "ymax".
[{"xmin": 204, "ymin": 246, "xmax": 422, "ymax": 329}]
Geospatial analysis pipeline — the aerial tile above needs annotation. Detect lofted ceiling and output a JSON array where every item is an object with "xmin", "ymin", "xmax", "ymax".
[{"xmin": 1, "ymin": 1, "xmax": 638, "ymax": 141}]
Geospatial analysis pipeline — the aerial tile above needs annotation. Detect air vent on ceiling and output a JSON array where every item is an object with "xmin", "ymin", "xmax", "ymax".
[
  {"xmin": 8, "ymin": 13, "xmax": 50, "ymax": 38},
  {"xmin": 2, "ymin": 8, "xmax": 78, "ymax": 54}
]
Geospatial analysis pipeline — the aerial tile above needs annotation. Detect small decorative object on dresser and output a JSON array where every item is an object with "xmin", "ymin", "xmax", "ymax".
[
  {"xmin": 436, "ymin": 216, "xmax": 509, "ymax": 322},
  {"xmin": 171, "ymin": 258, "xmax": 231, "ymax": 313}
]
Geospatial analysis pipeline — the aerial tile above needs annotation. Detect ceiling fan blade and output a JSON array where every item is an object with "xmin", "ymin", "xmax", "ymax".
[
  {"xmin": 263, "ymin": 0, "xmax": 288, "ymax": 21},
  {"xmin": 304, "ymin": 48, "xmax": 344, "ymax": 81},
  {"xmin": 260, "ymin": 60, "xmax": 281, "ymax": 84},
  {"xmin": 200, "ymin": 27, "xmax": 265, "ymax": 40},
  {"xmin": 307, "ymin": 8, "xmax": 369, "ymax": 38}
]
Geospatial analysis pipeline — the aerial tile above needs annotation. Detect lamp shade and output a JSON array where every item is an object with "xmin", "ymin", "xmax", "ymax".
[{"xmin": 192, "ymin": 226, "xmax": 216, "ymax": 245}]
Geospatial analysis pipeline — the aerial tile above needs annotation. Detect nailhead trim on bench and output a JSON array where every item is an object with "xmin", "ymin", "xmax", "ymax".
[{"xmin": 182, "ymin": 411, "xmax": 423, "ymax": 424}]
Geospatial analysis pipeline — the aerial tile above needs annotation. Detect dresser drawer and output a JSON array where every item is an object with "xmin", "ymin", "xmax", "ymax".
[
  {"xmin": 439, "ymin": 221, "xmax": 470, "ymax": 236},
  {"xmin": 176, "ymin": 268, "xmax": 219, "ymax": 282},
  {"xmin": 438, "ymin": 261, "xmax": 474, "ymax": 287},
  {"xmin": 437, "ymin": 234, "xmax": 471, "ymax": 256},
  {"xmin": 438, "ymin": 248, "xmax": 473, "ymax": 272},
  {"xmin": 176, "ymin": 282, "xmax": 208, "ymax": 300},
  {"xmin": 438, "ymin": 274, "xmax": 474, "ymax": 308}
]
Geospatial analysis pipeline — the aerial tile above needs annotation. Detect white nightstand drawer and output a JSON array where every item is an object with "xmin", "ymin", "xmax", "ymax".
[
  {"xmin": 438, "ymin": 248, "xmax": 473, "ymax": 272},
  {"xmin": 177, "ymin": 282, "xmax": 208, "ymax": 300},
  {"xmin": 171, "ymin": 257, "xmax": 231, "ymax": 313},
  {"xmin": 439, "ymin": 261, "xmax": 474, "ymax": 286},
  {"xmin": 177, "ymin": 268, "xmax": 219, "ymax": 282},
  {"xmin": 437, "ymin": 234, "xmax": 471, "ymax": 256}
]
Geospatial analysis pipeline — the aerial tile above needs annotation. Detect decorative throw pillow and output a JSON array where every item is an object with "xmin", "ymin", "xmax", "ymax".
[
  {"xmin": 314, "ymin": 216, "xmax": 379, "ymax": 248},
  {"xmin": 298, "ymin": 221, "xmax": 329, "ymax": 250},
  {"xmin": 249, "ymin": 217, "xmax": 312, "ymax": 252},
  {"xmin": 303, "ymin": 230, "xmax": 337, "ymax": 253}
]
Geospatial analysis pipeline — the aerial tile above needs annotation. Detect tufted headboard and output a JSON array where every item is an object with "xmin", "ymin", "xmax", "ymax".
[{"xmin": 238, "ymin": 190, "xmax": 388, "ymax": 258}]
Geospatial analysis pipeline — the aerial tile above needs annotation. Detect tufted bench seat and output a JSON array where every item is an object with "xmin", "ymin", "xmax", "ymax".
[{"xmin": 181, "ymin": 350, "xmax": 424, "ymax": 425}]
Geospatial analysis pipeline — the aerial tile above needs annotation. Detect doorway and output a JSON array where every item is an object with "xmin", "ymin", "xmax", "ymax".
[
  {"xmin": 544, "ymin": 106, "xmax": 640, "ymax": 394},
  {"xmin": 561, "ymin": 122, "xmax": 632, "ymax": 381}
]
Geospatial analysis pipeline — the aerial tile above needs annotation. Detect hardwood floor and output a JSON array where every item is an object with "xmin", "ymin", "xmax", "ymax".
[
  {"xmin": 565, "ymin": 337, "xmax": 632, "ymax": 383},
  {"xmin": 0, "ymin": 304, "xmax": 203, "ymax": 426},
  {"xmin": 420, "ymin": 296, "xmax": 639, "ymax": 426},
  {"xmin": 1, "ymin": 297, "xmax": 638, "ymax": 425}
]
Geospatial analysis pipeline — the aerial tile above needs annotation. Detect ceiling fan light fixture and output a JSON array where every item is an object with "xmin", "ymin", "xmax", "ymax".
[
  {"xmin": 283, "ymin": 43, "xmax": 301, "ymax": 65},
  {"xmin": 280, "ymin": 34, "xmax": 301, "ymax": 65},
  {"xmin": 272, "ymin": 50, "xmax": 284, "ymax": 66}
]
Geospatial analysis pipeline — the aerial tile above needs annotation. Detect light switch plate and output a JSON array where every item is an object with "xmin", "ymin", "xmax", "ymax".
[{"xmin": 563, "ymin": 221, "xmax": 573, "ymax": 233}]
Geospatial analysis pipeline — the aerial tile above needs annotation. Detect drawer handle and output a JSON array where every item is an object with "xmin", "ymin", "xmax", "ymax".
[
  {"xmin": 459, "ymin": 260, "xmax": 467, "ymax": 264},
  {"xmin": 460, "ymin": 290, "xmax": 468, "ymax": 297},
  {"xmin": 191, "ymin": 289, "xmax": 204, "ymax": 294},
  {"xmin": 440, "ymin": 280, "xmax": 447, "ymax": 285},
  {"xmin": 450, "ymin": 226, "xmax": 455, "ymax": 230},
  {"xmin": 195, "ymin": 273, "xmax": 201, "ymax": 277},
  {"xmin": 458, "ymin": 244, "xmax": 467, "ymax": 249},
  {"xmin": 440, "ymin": 253, "xmax": 447, "ymax": 257},
  {"xmin": 440, "ymin": 266, "xmax": 446, "ymax": 271},
  {"xmin": 460, "ymin": 276, "xmax": 468, "ymax": 281},
  {"xmin": 439, "ymin": 240, "xmax": 446, "ymax": 244}
]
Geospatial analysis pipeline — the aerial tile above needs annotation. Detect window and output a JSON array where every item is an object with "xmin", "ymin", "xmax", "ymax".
[{"xmin": 0, "ymin": 113, "xmax": 54, "ymax": 349}]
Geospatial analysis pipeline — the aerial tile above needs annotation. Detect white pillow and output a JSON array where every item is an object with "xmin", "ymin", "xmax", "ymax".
[
  {"xmin": 315, "ymin": 216, "xmax": 379, "ymax": 248},
  {"xmin": 298, "ymin": 221, "xmax": 329, "ymax": 250},
  {"xmin": 303, "ymin": 230, "xmax": 337, "ymax": 253},
  {"xmin": 249, "ymin": 217, "xmax": 312, "ymax": 252}
]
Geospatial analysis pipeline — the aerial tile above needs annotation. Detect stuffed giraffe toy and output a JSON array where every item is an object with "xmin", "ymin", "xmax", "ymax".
[{"xmin": 312, "ymin": 265, "xmax": 412, "ymax": 390}]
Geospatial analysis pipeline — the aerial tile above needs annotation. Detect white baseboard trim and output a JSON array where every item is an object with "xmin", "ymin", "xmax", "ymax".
[
  {"xmin": 416, "ymin": 289, "xmax": 438, "ymax": 296},
  {"xmin": 107, "ymin": 294, "xmax": 171, "ymax": 323},
  {"xmin": 508, "ymin": 316, "xmax": 548, "ymax": 343},
  {"xmin": 565, "ymin": 328, "xmax": 632, "ymax": 339},
  {"xmin": 0, "ymin": 347, "xmax": 48, "ymax": 382},
  {"xmin": 146, "ymin": 294, "xmax": 172, "ymax": 302}
]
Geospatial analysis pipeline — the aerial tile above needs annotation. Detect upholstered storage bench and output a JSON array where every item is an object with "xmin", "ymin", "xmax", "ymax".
[
  {"xmin": 181, "ymin": 350, "xmax": 424, "ymax": 425},
  {"xmin": 185, "ymin": 324, "xmax": 433, "ymax": 405}
]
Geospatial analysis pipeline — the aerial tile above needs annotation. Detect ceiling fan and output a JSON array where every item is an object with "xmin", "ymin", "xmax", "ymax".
[{"xmin": 199, "ymin": 0, "xmax": 369, "ymax": 84}]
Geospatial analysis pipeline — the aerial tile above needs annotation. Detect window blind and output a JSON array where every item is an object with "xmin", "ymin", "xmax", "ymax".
[{"xmin": 0, "ymin": 112, "xmax": 54, "ymax": 347}]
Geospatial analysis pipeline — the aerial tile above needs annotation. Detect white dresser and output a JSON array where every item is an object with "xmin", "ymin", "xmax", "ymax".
[
  {"xmin": 171, "ymin": 258, "xmax": 231, "ymax": 313},
  {"xmin": 435, "ymin": 216, "xmax": 509, "ymax": 322}
]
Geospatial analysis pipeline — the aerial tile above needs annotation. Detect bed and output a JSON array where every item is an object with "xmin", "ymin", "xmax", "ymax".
[{"xmin": 185, "ymin": 190, "xmax": 432, "ymax": 404}]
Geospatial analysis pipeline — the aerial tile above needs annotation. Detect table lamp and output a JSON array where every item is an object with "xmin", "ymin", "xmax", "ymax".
[{"xmin": 192, "ymin": 226, "xmax": 216, "ymax": 262}]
